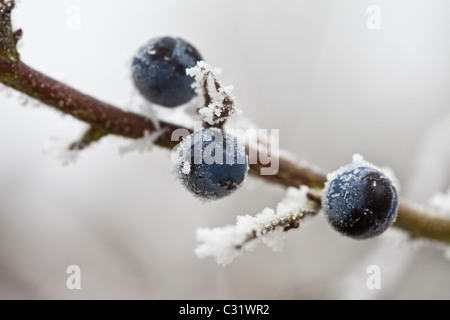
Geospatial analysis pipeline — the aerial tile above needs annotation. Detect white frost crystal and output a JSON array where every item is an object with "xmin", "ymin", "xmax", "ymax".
[
  {"xmin": 195, "ymin": 186, "xmax": 310, "ymax": 266},
  {"xmin": 186, "ymin": 60, "xmax": 222, "ymax": 81},
  {"xmin": 429, "ymin": 188, "xmax": 450, "ymax": 219}
]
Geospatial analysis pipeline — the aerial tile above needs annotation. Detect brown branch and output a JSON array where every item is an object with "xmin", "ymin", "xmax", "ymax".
[
  {"xmin": 394, "ymin": 201, "xmax": 450, "ymax": 243},
  {"xmin": 247, "ymin": 149, "xmax": 327, "ymax": 189},
  {"xmin": 0, "ymin": 0, "xmax": 450, "ymax": 245},
  {"xmin": 0, "ymin": 59, "xmax": 181, "ymax": 149}
]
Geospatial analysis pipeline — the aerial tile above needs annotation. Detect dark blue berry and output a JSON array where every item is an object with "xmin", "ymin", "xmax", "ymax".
[
  {"xmin": 176, "ymin": 128, "xmax": 248, "ymax": 200},
  {"xmin": 132, "ymin": 36, "xmax": 202, "ymax": 107},
  {"xmin": 322, "ymin": 164, "xmax": 398, "ymax": 239}
]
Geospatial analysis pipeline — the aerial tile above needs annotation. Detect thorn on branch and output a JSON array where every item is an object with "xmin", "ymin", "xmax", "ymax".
[
  {"xmin": 13, "ymin": 28, "xmax": 22, "ymax": 44},
  {"xmin": 283, "ymin": 219, "xmax": 300, "ymax": 231}
]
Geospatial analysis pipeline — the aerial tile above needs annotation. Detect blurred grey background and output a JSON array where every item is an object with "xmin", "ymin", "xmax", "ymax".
[{"xmin": 0, "ymin": 0, "xmax": 449, "ymax": 299}]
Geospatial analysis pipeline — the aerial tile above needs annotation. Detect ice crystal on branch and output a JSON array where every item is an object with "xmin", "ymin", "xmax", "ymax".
[
  {"xmin": 195, "ymin": 186, "xmax": 319, "ymax": 266},
  {"xmin": 186, "ymin": 61, "xmax": 243, "ymax": 126}
]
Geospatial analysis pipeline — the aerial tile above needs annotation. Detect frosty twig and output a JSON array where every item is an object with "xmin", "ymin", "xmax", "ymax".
[
  {"xmin": 69, "ymin": 126, "xmax": 109, "ymax": 150},
  {"xmin": 195, "ymin": 187, "xmax": 320, "ymax": 266},
  {"xmin": 187, "ymin": 61, "xmax": 242, "ymax": 129}
]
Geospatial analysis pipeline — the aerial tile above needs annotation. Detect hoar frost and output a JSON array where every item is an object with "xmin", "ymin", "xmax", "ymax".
[
  {"xmin": 429, "ymin": 188, "xmax": 450, "ymax": 219},
  {"xmin": 195, "ymin": 186, "xmax": 311, "ymax": 266}
]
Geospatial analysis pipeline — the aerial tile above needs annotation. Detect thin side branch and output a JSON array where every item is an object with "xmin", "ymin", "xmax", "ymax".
[
  {"xmin": 235, "ymin": 206, "xmax": 319, "ymax": 250},
  {"xmin": 187, "ymin": 62, "xmax": 241, "ymax": 129},
  {"xmin": 69, "ymin": 126, "xmax": 109, "ymax": 150},
  {"xmin": 195, "ymin": 187, "xmax": 320, "ymax": 265}
]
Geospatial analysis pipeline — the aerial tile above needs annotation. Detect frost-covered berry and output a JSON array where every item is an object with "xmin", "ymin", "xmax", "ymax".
[
  {"xmin": 132, "ymin": 36, "xmax": 202, "ymax": 107},
  {"xmin": 175, "ymin": 128, "xmax": 248, "ymax": 200},
  {"xmin": 322, "ymin": 158, "xmax": 398, "ymax": 239}
]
